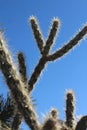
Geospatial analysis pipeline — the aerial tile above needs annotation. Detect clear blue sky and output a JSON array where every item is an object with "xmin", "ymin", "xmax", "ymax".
[{"xmin": 0, "ymin": 0, "xmax": 87, "ymax": 129}]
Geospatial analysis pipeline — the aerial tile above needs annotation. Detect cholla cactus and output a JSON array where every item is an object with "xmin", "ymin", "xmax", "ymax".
[{"xmin": 0, "ymin": 16, "xmax": 87, "ymax": 130}]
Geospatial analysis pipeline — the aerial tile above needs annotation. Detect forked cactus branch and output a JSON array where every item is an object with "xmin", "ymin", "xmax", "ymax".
[{"xmin": 28, "ymin": 17, "xmax": 87, "ymax": 92}]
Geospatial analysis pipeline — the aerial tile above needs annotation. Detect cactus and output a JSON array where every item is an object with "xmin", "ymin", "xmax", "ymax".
[{"xmin": 0, "ymin": 17, "xmax": 87, "ymax": 130}]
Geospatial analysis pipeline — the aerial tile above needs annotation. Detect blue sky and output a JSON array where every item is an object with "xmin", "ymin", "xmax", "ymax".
[{"xmin": 0, "ymin": 0, "xmax": 87, "ymax": 129}]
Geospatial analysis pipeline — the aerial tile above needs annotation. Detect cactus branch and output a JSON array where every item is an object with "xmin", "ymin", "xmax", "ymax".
[
  {"xmin": 0, "ymin": 34, "xmax": 40, "ymax": 130},
  {"xmin": 18, "ymin": 52, "xmax": 27, "ymax": 83},
  {"xmin": 30, "ymin": 16, "xmax": 44, "ymax": 54},
  {"xmin": 12, "ymin": 52, "xmax": 28, "ymax": 130},
  {"xmin": 42, "ymin": 18, "xmax": 60, "ymax": 56},
  {"xmin": 65, "ymin": 90, "xmax": 75, "ymax": 128},
  {"xmin": 75, "ymin": 116, "xmax": 87, "ymax": 130},
  {"xmin": 47, "ymin": 25, "xmax": 87, "ymax": 61},
  {"xmin": 28, "ymin": 56, "xmax": 47, "ymax": 92}
]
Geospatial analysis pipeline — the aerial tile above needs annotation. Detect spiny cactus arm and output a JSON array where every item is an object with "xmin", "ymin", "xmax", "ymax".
[
  {"xmin": 75, "ymin": 116, "xmax": 87, "ymax": 130},
  {"xmin": 28, "ymin": 56, "xmax": 47, "ymax": 91},
  {"xmin": 47, "ymin": 25, "xmax": 87, "ymax": 61},
  {"xmin": 30, "ymin": 16, "xmax": 44, "ymax": 54},
  {"xmin": 12, "ymin": 52, "xmax": 28, "ymax": 130},
  {"xmin": 65, "ymin": 90, "xmax": 75, "ymax": 129},
  {"xmin": 42, "ymin": 18, "xmax": 60, "ymax": 56},
  {"xmin": 18, "ymin": 52, "xmax": 27, "ymax": 83},
  {"xmin": 0, "ymin": 35, "xmax": 40, "ymax": 130}
]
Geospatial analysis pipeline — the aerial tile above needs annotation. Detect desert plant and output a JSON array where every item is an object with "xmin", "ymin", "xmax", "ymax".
[{"xmin": 0, "ymin": 16, "xmax": 87, "ymax": 130}]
